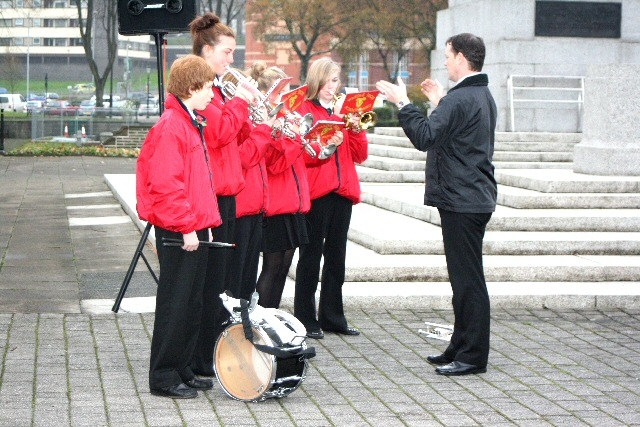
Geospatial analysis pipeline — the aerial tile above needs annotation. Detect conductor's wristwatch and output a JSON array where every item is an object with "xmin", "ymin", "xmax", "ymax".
[{"xmin": 397, "ymin": 100, "xmax": 410, "ymax": 110}]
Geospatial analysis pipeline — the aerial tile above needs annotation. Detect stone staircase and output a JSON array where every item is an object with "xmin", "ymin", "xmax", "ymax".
[
  {"xmin": 102, "ymin": 125, "xmax": 151, "ymax": 148},
  {"xmin": 289, "ymin": 128, "xmax": 640, "ymax": 286}
]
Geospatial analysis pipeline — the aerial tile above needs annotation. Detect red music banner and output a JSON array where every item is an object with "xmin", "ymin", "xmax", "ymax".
[
  {"xmin": 339, "ymin": 90, "xmax": 380, "ymax": 115},
  {"xmin": 303, "ymin": 120, "xmax": 344, "ymax": 144}
]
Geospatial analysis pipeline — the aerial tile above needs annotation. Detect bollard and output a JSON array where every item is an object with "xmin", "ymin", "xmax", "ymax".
[{"xmin": 0, "ymin": 108, "xmax": 5, "ymax": 154}]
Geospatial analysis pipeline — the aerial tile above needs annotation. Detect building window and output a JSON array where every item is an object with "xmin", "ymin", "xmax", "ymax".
[
  {"xmin": 32, "ymin": 18, "xmax": 41, "ymax": 27},
  {"xmin": 0, "ymin": 1, "xmax": 13, "ymax": 9},
  {"xmin": 32, "ymin": 37, "xmax": 40, "ymax": 45},
  {"xmin": 15, "ymin": 18, "xmax": 24, "ymax": 26},
  {"xmin": 33, "ymin": 0, "xmax": 42, "ymax": 6},
  {"xmin": 45, "ymin": 19, "xmax": 67, "ymax": 27},
  {"xmin": 70, "ymin": 38, "xmax": 82, "ymax": 46},
  {"xmin": 44, "ymin": 38, "xmax": 67, "ymax": 46},
  {"xmin": 15, "ymin": 37, "xmax": 24, "ymax": 45},
  {"xmin": 0, "ymin": 19, "xmax": 10, "ymax": 27},
  {"xmin": 358, "ymin": 52, "xmax": 369, "ymax": 90},
  {"xmin": 16, "ymin": 0, "xmax": 24, "ymax": 7},
  {"xmin": 0, "ymin": 38, "xmax": 11, "ymax": 46}
]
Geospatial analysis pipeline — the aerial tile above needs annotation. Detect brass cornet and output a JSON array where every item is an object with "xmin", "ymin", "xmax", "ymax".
[
  {"xmin": 219, "ymin": 67, "xmax": 283, "ymax": 123},
  {"xmin": 332, "ymin": 92, "xmax": 377, "ymax": 132}
]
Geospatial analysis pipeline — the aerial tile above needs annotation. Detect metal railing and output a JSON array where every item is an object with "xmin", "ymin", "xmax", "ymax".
[{"xmin": 507, "ymin": 75, "xmax": 585, "ymax": 132}]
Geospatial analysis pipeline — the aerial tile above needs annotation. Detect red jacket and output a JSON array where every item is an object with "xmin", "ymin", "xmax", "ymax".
[
  {"xmin": 136, "ymin": 94, "xmax": 221, "ymax": 233},
  {"xmin": 297, "ymin": 100, "xmax": 369, "ymax": 204},
  {"xmin": 199, "ymin": 86, "xmax": 251, "ymax": 196},
  {"xmin": 264, "ymin": 134, "xmax": 311, "ymax": 216},
  {"xmin": 235, "ymin": 124, "xmax": 273, "ymax": 218}
]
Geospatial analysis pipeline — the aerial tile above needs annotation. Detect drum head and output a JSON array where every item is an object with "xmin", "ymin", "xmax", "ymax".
[{"xmin": 214, "ymin": 323, "xmax": 276, "ymax": 401}]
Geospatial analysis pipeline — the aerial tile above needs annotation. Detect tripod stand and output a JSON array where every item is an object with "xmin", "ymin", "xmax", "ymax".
[{"xmin": 112, "ymin": 32, "xmax": 167, "ymax": 313}]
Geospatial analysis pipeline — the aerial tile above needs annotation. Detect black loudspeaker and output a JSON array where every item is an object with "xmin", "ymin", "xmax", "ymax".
[{"xmin": 118, "ymin": 0, "xmax": 196, "ymax": 35}]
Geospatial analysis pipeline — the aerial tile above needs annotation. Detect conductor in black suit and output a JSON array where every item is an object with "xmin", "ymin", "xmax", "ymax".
[{"xmin": 376, "ymin": 33, "xmax": 497, "ymax": 376}]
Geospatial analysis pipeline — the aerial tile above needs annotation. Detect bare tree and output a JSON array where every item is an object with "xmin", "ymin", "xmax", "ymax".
[
  {"xmin": 1, "ymin": 50, "xmax": 22, "ymax": 94},
  {"xmin": 248, "ymin": 0, "xmax": 358, "ymax": 83},
  {"xmin": 72, "ymin": 0, "xmax": 118, "ymax": 107},
  {"xmin": 338, "ymin": 0, "xmax": 446, "ymax": 81},
  {"xmin": 198, "ymin": 0, "xmax": 247, "ymax": 26}
]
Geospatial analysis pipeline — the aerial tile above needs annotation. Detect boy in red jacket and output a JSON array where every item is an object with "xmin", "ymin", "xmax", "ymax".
[{"xmin": 136, "ymin": 54, "xmax": 219, "ymax": 399}]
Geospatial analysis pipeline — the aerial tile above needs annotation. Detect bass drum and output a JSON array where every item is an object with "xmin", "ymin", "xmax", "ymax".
[{"xmin": 214, "ymin": 313, "xmax": 309, "ymax": 402}]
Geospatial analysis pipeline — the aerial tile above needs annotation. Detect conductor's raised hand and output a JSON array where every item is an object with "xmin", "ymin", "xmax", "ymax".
[{"xmin": 420, "ymin": 79, "xmax": 444, "ymax": 106}]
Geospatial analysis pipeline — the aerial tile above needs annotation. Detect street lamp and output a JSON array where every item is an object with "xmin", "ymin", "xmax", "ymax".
[
  {"xmin": 146, "ymin": 67, "xmax": 150, "ymax": 118},
  {"xmin": 26, "ymin": 12, "xmax": 30, "ymax": 102}
]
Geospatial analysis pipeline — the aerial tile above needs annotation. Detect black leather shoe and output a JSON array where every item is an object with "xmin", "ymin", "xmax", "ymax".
[
  {"xmin": 435, "ymin": 361, "xmax": 487, "ymax": 376},
  {"xmin": 185, "ymin": 377, "xmax": 214, "ymax": 390},
  {"xmin": 327, "ymin": 327, "xmax": 360, "ymax": 336},
  {"xmin": 150, "ymin": 383, "xmax": 198, "ymax": 399},
  {"xmin": 306, "ymin": 329, "xmax": 324, "ymax": 339},
  {"xmin": 427, "ymin": 353, "xmax": 452, "ymax": 365}
]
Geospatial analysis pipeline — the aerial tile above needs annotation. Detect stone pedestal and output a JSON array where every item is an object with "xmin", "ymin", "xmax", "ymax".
[
  {"xmin": 573, "ymin": 64, "xmax": 640, "ymax": 176},
  {"xmin": 430, "ymin": 0, "xmax": 640, "ymax": 132}
]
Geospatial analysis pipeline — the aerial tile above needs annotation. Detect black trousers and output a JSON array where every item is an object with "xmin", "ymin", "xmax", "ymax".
[
  {"xmin": 149, "ymin": 227, "xmax": 209, "ymax": 389},
  {"xmin": 294, "ymin": 192, "xmax": 352, "ymax": 332},
  {"xmin": 439, "ymin": 208, "xmax": 492, "ymax": 367},
  {"xmin": 228, "ymin": 213, "xmax": 263, "ymax": 301},
  {"xmin": 190, "ymin": 195, "xmax": 236, "ymax": 376}
]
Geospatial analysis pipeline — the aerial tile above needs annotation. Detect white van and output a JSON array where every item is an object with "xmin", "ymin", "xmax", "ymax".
[{"xmin": 0, "ymin": 93, "xmax": 26, "ymax": 112}]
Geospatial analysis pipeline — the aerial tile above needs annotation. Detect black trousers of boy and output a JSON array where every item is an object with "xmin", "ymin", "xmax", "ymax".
[
  {"xmin": 190, "ymin": 196, "xmax": 236, "ymax": 376},
  {"xmin": 149, "ymin": 227, "xmax": 209, "ymax": 390}
]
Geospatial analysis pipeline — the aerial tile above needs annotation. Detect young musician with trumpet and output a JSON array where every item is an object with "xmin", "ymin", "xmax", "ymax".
[
  {"xmin": 254, "ymin": 70, "xmax": 312, "ymax": 309},
  {"xmin": 294, "ymin": 58, "xmax": 369, "ymax": 339},
  {"xmin": 137, "ymin": 55, "xmax": 220, "ymax": 399},
  {"xmin": 188, "ymin": 12, "xmax": 272, "ymax": 378},
  {"xmin": 227, "ymin": 61, "xmax": 283, "ymax": 302}
]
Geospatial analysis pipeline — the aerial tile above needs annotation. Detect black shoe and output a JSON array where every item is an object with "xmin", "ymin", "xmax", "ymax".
[
  {"xmin": 427, "ymin": 353, "xmax": 452, "ymax": 365},
  {"xmin": 150, "ymin": 383, "xmax": 198, "ymax": 399},
  {"xmin": 306, "ymin": 329, "xmax": 324, "ymax": 339},
  {"xmin": 435, "ymin": 361, "xmax": 487, "ymax": 376},
  {"xmin": 185, "ymin": 377, "xmax": 214, "ymax": 390},
  {"xmin": 326, "ymin": 327, "xmax": 360, "ymax": 336}
]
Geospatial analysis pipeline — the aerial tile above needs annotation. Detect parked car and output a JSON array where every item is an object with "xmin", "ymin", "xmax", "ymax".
[
  {"xmin": 44, "ymin": 100, "xmax": 78, "ymax": 116},
  {"xmin": 23, "ymin": 100, "xmax": 44, "ymax": 114},
  {"xmin": 0, "ymin": 93, "xmax": 27, "ymax": 112},
  {"xmin": 77, "ymin": 99, "xmax": 96, "ymax": 116},
  {"xmin": 72, "ymin": 83, "xmax": 95, "ymax": 94},
  {"xmin": 137, "ymin": 100, "xmax": 160, "ymax": 116}
]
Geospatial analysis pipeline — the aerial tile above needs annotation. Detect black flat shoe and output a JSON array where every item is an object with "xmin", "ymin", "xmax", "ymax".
[
  {"xmin": 150, "ymin": 383, "xmax": 198, "ymax": 399},
  {"xmin": 306, "ymin": 329, "xmax": 324, "ymax": 339},
  {"xmin": 327, "ymin": 327, "xmax": 360, "ymax": 336},
  {"xmin": 435, "ymin": 361, "xmax": 486, "ymax": 376},
  {"xmin": 185, "ymin": 377, "xmax": 214, "ymax": 390},
  {"xmin": 427, "ymin": 353, "xmax": 452, "ymax": 365}
]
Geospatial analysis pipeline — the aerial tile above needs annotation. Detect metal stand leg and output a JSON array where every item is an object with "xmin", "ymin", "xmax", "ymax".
[{"xmin": 112, "ymin": 222, "xmax": 159, "ymax": 313}]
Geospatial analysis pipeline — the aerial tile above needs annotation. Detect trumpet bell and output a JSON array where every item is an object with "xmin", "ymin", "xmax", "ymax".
[{"xmin": 359, "ymin": 111, "xmax": 377, "ymax": 130}]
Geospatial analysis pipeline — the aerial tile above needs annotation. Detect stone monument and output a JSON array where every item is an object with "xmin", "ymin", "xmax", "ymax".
[
  {"xmin": 429, "ymin": 0, "xmax": 640, "ymax": 133},
  {"xmin": 573, "ymin": 64, "xmax": 640, "ymax": 175}
]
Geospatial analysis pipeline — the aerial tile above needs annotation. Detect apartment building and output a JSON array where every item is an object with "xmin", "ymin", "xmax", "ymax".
[{"xmin": 0, "ymin": 0, "xmax": 152, "ymax": 94}]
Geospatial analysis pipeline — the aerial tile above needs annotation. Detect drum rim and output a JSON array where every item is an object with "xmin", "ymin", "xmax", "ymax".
[{"xmin": 214, "ymin": 322, "xmax": 277, "ymax": 402}]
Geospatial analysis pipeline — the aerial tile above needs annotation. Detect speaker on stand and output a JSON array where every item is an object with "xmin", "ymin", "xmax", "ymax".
[{"xmin": 112, "ymin": 0, "xmax": 197, "ymax": 312}]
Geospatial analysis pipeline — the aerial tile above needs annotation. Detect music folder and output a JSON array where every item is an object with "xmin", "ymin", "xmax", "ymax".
[{"xmin": 339, "ymin": 90, "xmax": 380, "ymax": 115}]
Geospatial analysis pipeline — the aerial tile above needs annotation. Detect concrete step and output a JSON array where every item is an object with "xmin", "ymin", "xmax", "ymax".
[
  {"xmin": 349, "ymin": 202, "xmax": 640, "ymax": 255},
  {"xmin": 367, "ymin": 133, "xmax": 578, "ymax": 153},
  {"xmin": 290, "ymin": 241, "xmax": 640, "ymax": 282},
  {"xmin": 497, "ymin": 185, "xmax": 640, "ymax": 209},
  {"xmin": 495, "ymin": 169, "xmax": 640, "ymax": 193},
  {"xmin": 361, "ymin": 183, "xmax": 640, "ymax": 232},
  {"xmin": 370, "ymin": 129, "xmax": 582, "ymax": 142}
]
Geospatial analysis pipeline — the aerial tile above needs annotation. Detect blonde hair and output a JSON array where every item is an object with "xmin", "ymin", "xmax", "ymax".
[
  {"xmin": 305, "ymin": 58, "xmax": 341, "ymax": 100},
  {"xmin": 189, "ymin": 12, "xmax": 235, "ymax": 56},
  {"xmin": 248, "ymin": 61, "xmax": 287, "ymax": 93},
  {"xmin": 167, "ymin": 55, "xmax": 215, "ymax": 100}
]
